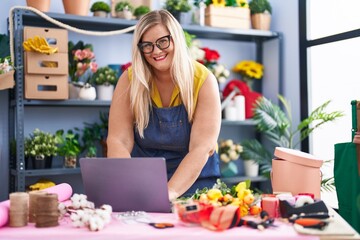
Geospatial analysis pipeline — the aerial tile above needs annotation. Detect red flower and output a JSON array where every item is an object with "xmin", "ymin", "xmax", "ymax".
[{"xmin": 202, "ymin": 47, "xmax": 220, "ymax": 62}]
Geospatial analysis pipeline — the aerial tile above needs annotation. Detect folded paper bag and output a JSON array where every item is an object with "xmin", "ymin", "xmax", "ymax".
[{"xmin": 271, "ymin": 147, "xmax": 323, "ymax": 199}]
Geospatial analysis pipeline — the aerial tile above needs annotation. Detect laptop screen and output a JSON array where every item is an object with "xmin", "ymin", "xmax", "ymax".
[{"xmin": 80, "ymin": 157, "xmax": 171, "ymax": 213}]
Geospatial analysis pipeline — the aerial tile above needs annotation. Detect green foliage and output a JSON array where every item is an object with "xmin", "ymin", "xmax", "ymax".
[
  {"xmin": 241, "ymin": 95, "xmax": 344, "ymax": 178},
  {"xmin": 249, "ymin": 0, "xmax": 272, "ymax": 14},
  {"xmin": 0, "ymin": 34, "xmax": 10, "ymax": 59},
  {"xmin": 134, "ymin": 5, "xmax": 151, "ymax": 17},
  {"xmin": 164, "ymin": 0, "xmax": 192, "ymax": 13},
  {"xmin": 55, "ymin": 129, "xmax": 81, "ymax": 157},
  {"xmin": 115, "ymin": 1, "xmax": 134, "ymax": 12},
  {"xmin": 24, "ymin": 129, "xmax": 58, "ymax": 159},
  {"xmin": 90, "ymin": 1, "xmax": 111, "ymax": 13},
  {"xmin": 183, "ymin": 31, "xmax": 195, "ymax": 48},
  {"xmin": 91, "ymin": 66, "xmax": 117, "ymax": 86}
]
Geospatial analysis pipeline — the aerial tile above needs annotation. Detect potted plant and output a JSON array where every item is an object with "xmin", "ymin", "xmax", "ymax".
[
  {"xmin": 164, "ymin": 0, "xmax": 192, "ymax": 25},
  {"xmin": 62, "ymin": 0, "xmax": 90, "ymax": 16},
  {"xmin": 90, "ymin": 1, "xmax": 111, "ymax": 17},
  {"xmin": 55, "ymin": 129, "xmax": 81, "ymax": 168},
  {"xmin": 26, "ymin": 0, "xmax": 51, "ymax": 12},
  {"xmin": 218, "ymin": 139, "xmax": 243, "ymax": 177},
  {"xmin": 0, "ymin": 34, "xmax": 15, "ymax": 90},
  {"xmin": 240, "ymin": 95, "xmax": 343, "ymax": 187},
  {"xmin": 248, "ymin": 0, "xmax": 272, "ymax": 30},
  {"xmin": 115, "ymin": 1, "xmax": 134, "ymax": 20},
  {"xmin": 68, "ymin": 41, "xmax": 98, "ymax": 99},
  {"xmin": 91, "ymin": 66, "xmax": 117, "ymax": 101},
  {"xmin": 134, "ymin": 5, "xmax": 151, "ymax": 20},
  {"xmin": 24, "ymin": 129, "xmax": 58, "ymax": 169}
]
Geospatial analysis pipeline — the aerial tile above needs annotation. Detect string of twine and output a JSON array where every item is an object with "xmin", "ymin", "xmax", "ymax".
[
  {"xmin": 35, "ymin": 193, "xmax": 59, "ymax": 228},
  {"xmin": 9, "ymin": 192, "xmax": 29, "ymax": 227},
  {"xmin": 28, "ymin": 191, "xmax": 47, "ymax": 223},
  {"xmin": 8, "ymin": 6, "xmax": 137, "ymax": 65}
]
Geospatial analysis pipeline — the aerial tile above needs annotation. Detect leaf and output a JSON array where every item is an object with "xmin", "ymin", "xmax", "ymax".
[{"xmin": 0, "ymin": 34, "xmax": 10, "ymax": 58}]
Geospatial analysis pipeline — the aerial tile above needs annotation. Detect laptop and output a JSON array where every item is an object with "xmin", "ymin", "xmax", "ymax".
[{"xmin": 79, "ymin": 157, "xmax": 171, "ymax": 213}]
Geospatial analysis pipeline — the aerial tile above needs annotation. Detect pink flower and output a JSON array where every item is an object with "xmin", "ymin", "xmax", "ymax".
[{"xmin": 90, "ymin": 62, "xmax": 98, "ymax": 73}]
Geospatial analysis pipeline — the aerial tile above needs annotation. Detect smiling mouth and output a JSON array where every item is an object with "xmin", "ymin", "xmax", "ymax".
[{"xmin": 153, "ymin": 54, "xmax": 167, "ymax": 61}]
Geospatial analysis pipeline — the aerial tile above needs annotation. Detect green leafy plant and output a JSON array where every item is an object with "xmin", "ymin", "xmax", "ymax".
[
  {"xmin": 134, "ymin": 5, "xmax": 151, "ymax": 18},
  {"xmin": 55, "ymin": 129, "xmax": 81, "ymax": 158},
  {"xmin": 240, "ymin": 95, "xmax": 344, "ymax": 180},
  {"xmin": 248, "ymin": 0, "xmax": 272, "ymax": 14},
  {"xmin": 193, "ymin": 0, "xmax": 248, "ymax": 7},
  {"xmin": 24, "ymin": 129, "xmax": 58, "ymax": 159},
  {"xmin": 115, "ymin": 1, "xmax": 134, "ymax": 12},
  {"xmin": 164, "ymin": 0, "xmax": 192, "ymax": 13},
  {"xmin": 91, "ymin": 66, "xmax": 117, "ymax": 86},
  {"xmin": 90, "ymin": 1, "xmax": 111, "ymax": 13}
]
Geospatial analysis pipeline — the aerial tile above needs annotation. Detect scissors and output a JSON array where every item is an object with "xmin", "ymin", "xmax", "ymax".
[{"xmin": 148, "ymin": 222, "xmax": 174, "ymax": 229}]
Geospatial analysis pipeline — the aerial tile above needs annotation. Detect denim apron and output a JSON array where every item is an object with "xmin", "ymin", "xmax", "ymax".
[{"xmin": 131, "ymin": 104, "xmax": 220, "ymax": 197}]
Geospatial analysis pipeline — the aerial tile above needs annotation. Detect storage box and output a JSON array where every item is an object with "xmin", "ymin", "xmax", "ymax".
[
  {"xmin": 25, "ymin": 74, "xmax": 69, "ymax": 100},
  {"xmin": 23, "ymin": 26, "xmax": 68, "ymax": 53},
  {"xmin": 271, "ymin": 147, "xmax": 323, "ymax": 198},
  {"xmin": 205, "ymin": 5, "xmax": 250, "ymax": 29},
  {"xmin": 25, "ymin": 52, "xmax": 68, "ymax": 75}
]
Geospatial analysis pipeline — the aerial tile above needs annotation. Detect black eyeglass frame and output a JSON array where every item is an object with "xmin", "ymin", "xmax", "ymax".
[{"xmin": 137, "ymin": 35, "xmax": 172, "ymax": 54}]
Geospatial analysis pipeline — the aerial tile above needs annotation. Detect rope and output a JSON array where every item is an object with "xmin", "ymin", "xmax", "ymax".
[{"xmin": 8, "ymin": 6, "xmax": 137, "ymax": 64}]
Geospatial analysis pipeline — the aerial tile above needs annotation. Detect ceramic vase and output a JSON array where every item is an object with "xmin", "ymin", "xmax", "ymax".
[
  {"xmin": 79, "ymin": 85, "xmax": 96, "ymax": 100},
  {"xmin": 220, "ymin": 161, "xmax": 238, "ymax": 177},
  {"xmin": 96, "ymin": 85, "xmax": 114, "ymax": 101},
  {"xmin": 26, "ymin": 0, "xmax": 51, "ymax": 12},
  {"xmin": 62, "ymin": 0, "xmax": 90, "ymax": 16},
  {"xmin": 243, "ymin": 159, "xmax": 259, "ymax": 177},
  {"xmin": 251, "ymin": 13, "xmax": 271, "ymax": 31}
]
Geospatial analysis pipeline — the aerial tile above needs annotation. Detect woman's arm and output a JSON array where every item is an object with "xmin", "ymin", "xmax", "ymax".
[
  {"xmin": 168, "ymin": 72, "xmax": 221, "ymax": 200},
  {"xmin": 107, "ymin": 70, "xmax": 134, "ymax": 158}
]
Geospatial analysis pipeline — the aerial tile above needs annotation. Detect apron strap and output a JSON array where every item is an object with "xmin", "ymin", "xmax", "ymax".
[{"xmin": 352, "ymin": 101, "xmax": 360, "ymax": 176}]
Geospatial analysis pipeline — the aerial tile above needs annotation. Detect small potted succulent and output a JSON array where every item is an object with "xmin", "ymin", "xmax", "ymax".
[
  {"xmin": 134, "ymin": 5, "xmax": 151, "ymax": 20},
  {"xmin": 55, "ymin": 129, "xmax": 82, "ymax": 168},
  {"xmin": 90, "ymin": 1, "xmax": 111, "ymax": 17},
  {"xmin": 115, "ymin": 1, "xmax": 134, "ymax": 20},
  {"xmin": 164, "ymin": 0, "xmax": 192, "ymax": 24},
  {"xmin": 91, "ymin": 66, "xmax": 117, "ymax": 101},
  {"xmin": 24, "ymin": 128, "xmax": 58, "ymax": 169},
  {"xmin": 248, "ymin": 0, "xmax": 272, "ymax": 30}
]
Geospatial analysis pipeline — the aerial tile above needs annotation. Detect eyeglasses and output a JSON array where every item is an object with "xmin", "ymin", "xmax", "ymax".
[{"xmin": 138, "ymin": 35, "xmax": 172, "ymax": 54}]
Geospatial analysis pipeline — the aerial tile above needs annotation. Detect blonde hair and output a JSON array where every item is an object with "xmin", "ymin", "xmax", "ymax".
[{"xmin": 131, "ymin": 10, "xmax": 194, "ymax": 138}]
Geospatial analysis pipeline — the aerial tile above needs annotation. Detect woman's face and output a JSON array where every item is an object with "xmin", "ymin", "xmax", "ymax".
[{"xmin": 139, "ymin": 24, "xmax": 174, "ymax": 72}]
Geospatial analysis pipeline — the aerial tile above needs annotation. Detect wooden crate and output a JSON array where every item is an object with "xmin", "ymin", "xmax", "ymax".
[
  {"xmin": 25, "ymin": 52, "xmax": 68, "ymax": 75},
  {"xmin": 205, "ymin": 5, "xmax": 250, "ymax": 29},
  {"xmin": 23, "ymin": 26, "xmax": 68, "ymax": 53},
  {"xmin": 25, "ymin": 74, "xmax": 69, "ymax": 100}
]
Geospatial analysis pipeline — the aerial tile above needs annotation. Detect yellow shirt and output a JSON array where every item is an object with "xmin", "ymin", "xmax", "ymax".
[{"xmin": 128, "ymin": 61, "xmax": 209, "ymax": 108}]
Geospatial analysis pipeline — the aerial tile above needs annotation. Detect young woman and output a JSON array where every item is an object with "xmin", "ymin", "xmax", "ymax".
[{"xmin": 107, "ymin": 10, "xmax": 221, "ymax": 200}]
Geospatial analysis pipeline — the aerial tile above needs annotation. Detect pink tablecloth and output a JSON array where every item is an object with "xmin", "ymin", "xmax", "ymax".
[{"xmin": 0, "ymin": 213, "xmax": 319, "ymax": 240}]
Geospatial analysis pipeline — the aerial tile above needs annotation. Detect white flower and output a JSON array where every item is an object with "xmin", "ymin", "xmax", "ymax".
[
  {"xmin": 220, "ymin": 153, "xmax": 231, "ymax": 163},
  {"xmin": 229, "ymin": 150, "xmax": 239, "ymax": 160}
]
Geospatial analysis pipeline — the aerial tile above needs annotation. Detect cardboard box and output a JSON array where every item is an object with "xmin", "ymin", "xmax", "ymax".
[
  {"xmin": 205, "ymin": 5, "xmax": 250, "ymax": 29},
  {"xmin": 23, "ymin": 26, "xmax": 68, "ymax": 53},
  {"xmin": 25, "ymin": 52, "xmax": 68, "ymax": 75},
  {"xmin": 25, "ymin": 74, "xmax": 69, "ymax": 100},
  {"xmin": 271, "ymin": 147, "xmax": 323, "ymax": 198}
]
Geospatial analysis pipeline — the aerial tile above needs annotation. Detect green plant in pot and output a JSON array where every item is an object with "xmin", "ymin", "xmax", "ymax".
[
  {"xmin": 164, "ymin": 0, "xmax": 192, "ymax": 24},
  {"xmin": 240, "ymin": 95, "xmax": 344, "ymax": 190},
  {"xmin": 134, "ymin": 5, "xmax": 151, "ymax": 19},
  {"xmin": 248, "ymin": 0, "xmax": 272, "ymax": 30},
  {"xmin": 91, "ymin": 66, "xmax": 117, "ymax": 101},
  {"xmin": 55, "ymin": 129, "xmax": 81, "ymax": 168},
  {"xmin": 24, "ymin": 129, "xmax": 58, "ymax": 169},
  {"xmin": 115, "ymin": 1, "xmax": 134, "ymax": 20},
  {"xmin": 90, "ymin": 1, "xmax": 111, "ymax": 17}
]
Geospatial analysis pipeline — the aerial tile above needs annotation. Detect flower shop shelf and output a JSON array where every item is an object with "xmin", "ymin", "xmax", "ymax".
[
  {"xmin": 8, "ymin": 9, "xmax": 282, "ymax": 192},
  {"xmin": 221, "ymin": 176, "xmax": 268, "ymax": 185},
  {"xmin": 16, "ymin": 10, "xmax": 279, "ymax": 42},
  {"xmin": 10, "ymin": 168, "xmax": 81, "ymax": 177},
  {"xmin": 12, "ymin": 99, "xmax": 111, "ymax": 107}
]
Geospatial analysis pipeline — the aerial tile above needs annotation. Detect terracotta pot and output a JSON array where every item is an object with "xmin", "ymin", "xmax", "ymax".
[
  {"xmin": 26, "ymin": 0, "xmax": 51, "ymax": 12},
  {"xmin": 62, "ymin": 0, "xmax": 90, "ymax": 16},
  {"xmin": 93, "ymin": 11, "xmax": 108, "ymax": 17},
  {"xmin": 251, "ymin": 13, "xmax": 271, "ymax": 31}
]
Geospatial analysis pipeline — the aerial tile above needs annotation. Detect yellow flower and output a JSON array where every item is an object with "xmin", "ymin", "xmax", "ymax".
[
  {"xmin": 239, "ymin": 205, "xmax": 249, "ymax": 217},
  {"xmin": 236, "ymin": 0, "xmax": 249, "ymax": 8},
  {"xmin": 232, "ymin": 60, "xmax": 264, "ymax": 80},
  {"xmin": 212, "ymin": 0, "xmax": 226, "ymax": 7},
  {"xmin": 207, "ymin": 189, "xmax": 223, "ymax": 200}
]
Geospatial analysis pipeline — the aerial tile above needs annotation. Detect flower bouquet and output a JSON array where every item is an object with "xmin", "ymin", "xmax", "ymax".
[
  {"xmin": 219, "ymin": 139, "xmax": 243, "ymax": 177},
  {"xmin": 173, "ymin": 179, "xmax": 261, "ymax": 231},
  {"xmin": 232, "ymin": 60, "xmax": 263, "ymax": 90}
]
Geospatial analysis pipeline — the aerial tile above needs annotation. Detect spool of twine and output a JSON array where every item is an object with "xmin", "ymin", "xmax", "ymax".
[
  {"xmin": 35, "ymin": 193, "xmax": 59, "ymax": 228},
  {"xmin": 29, "ymin": 191, "xmax": 47, "ymax": 223},
  {"xmin": 9, "ymin": 192, "xmax": 29, "ymax": 227}
]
